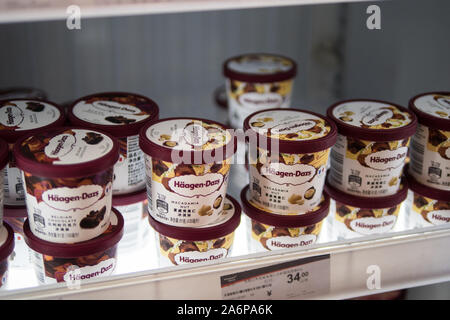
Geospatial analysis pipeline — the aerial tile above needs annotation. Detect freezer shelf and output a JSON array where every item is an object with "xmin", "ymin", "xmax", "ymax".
[
  {"xmin": 0, "ymin": 0, "xmax": 368, "ymax": 23},
  {"xmin": 1, "ymin": 194, "xmax": 450, "ymax": 300}
]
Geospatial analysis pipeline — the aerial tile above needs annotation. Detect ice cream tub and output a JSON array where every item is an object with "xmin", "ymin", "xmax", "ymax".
[
  {"xmin": 244, "ymin": 108, "xmax": 337, "ymax": 214},
  {"xmin": 4, "ymin": 205, "xmax": 29, "ymax": 268},
  {"xmin": 408, "ymin": 92, "xmax": 450, "ymax": 191},
  {"xmin": 13, "ymin": 127, "xmax": 119, "ymax": 243},
  {"xmin": 0, "ymin": 99, "xmax": 65, "ymax": 206},
  {"xmin": 223, "ymin": 53, "xmax": 297, "ymax": 128},
  {"xmin": 112, "ymin": 189, "xmax": 150, "ymax": 250},
  {"xmin": 24, "ymin": 207, "xmax": 123, "ymax": 285},
  {"xmin": 0, "ymin": 222, "xmax": 14, "ymax": 289},
  {"xmin": 327, "ymin": 99, "xmax": 417, "ymax": 197},
  {"xmin": 149, "ymin": 194, "xmax": 240, "ymax": 266},
  {"xmin": 140, "ymin": 117, "xmax": 237, "ymax": 227},
  {"xmin": 241, "ymin": 185, "xmax": 329, "ymax": 251},
  {"xmin": 325, "ymin": 177, "xmax": 407, "ymax": 237},
  {"xmin": 69, "ymin": 92, "xmax": 159, "ymax": 195},
  {"xmin": 406, "ymin": 167, "xmax": 450, "ymax": 226}
]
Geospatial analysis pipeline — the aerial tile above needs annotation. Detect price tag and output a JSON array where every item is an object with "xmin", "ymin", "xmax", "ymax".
[{"xmin": 221, "ymin": 254, "xmax": 330, "ymax": 300}]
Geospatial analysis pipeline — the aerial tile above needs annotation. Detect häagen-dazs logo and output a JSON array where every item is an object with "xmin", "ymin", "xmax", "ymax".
[
  {"xmin": 427, "ymin": 210, "xmax": 450, "ymax": 225},
  {"xmin": 362, "ymin": 108, "xmax": 393, "ymax": 126},
  {"xmin": 266, "ymin": 235, "xmax": 316, "ymax": 250},
  {"xmin": 271, "ymin": 119, "xmax": 316, "ymax": 135},
  {"xmin": 44, "ymin": 133, "xmax": 76, "ymax": 159},
  {"xmin": 92, "ymin": 100, "xmax": 142, "ymax": 115},
  {"xmin": 0, "ymin": 105, "xmax": 23, "ymax": 127},
  {"xmin": 63, "ymin": 258, "xmax": 115, "ymax": 283},
  {"xmin": 364, "ymin": 147, "xmax": 408, "ymax": 170},
  {"xmin": 260, "ymin": 163, "xmax": 317, "ymax": 185},
  {"xmin": 167, "ymin": 173, "xmax": 224, "ymax": 197},
  {"xmin": 182, "ymin": 123, "xmax": 209, "ymax": 147},
  {"xmin": 174, "ymin": 248, "xmax": 228, "ymax": 265},
  {"xmin": 42, "ymin": 185, "xmax": 103, "ymax": 210},
  {"xmin": 239, "ymin": 92, "xmax": 282, "ymax": 109},
  {"xmin": 350, "ymin": 215, "xmax": 397, "ymax": 235}
]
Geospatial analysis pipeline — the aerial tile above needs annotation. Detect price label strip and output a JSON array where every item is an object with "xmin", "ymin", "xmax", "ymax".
[{"xmin": 221, "ymin": 254, "xmax": 330, "ymax": 300}]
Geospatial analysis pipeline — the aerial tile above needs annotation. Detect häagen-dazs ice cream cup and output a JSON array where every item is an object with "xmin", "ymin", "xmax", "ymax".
[
  {"xmin": 69, "ymin": 92, "xmax": 159, "ymax": 195},
  {"xmin": 244, "ymin": 108, "xmax": 337, "ymax": 214},
  {"xmin": 140, "ymin": 117, "xmax": 236, "ymax": 227},
  {"xmin": 14, "ymin": 127, "xmax": 119, "ymax": 243},
  {"xmin": 327, "ymin": 99, "xmax": 417, "ymax": 197}
]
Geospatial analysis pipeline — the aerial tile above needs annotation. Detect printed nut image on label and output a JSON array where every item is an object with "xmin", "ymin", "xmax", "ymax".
[
  {"xmin": 241, "ymin": 185, "xmax": 329, "ymax": 252},
  {"xmin": 140, "ymin": 118, "xmax": 236, "ymax": 227},
  {"xmin": 0, "ymin": 99, "xmax": 65, "ymax": 206},
  {"xmin": 406, "ymin": 168, "xmax": 450, "ymax": 226},
  {"xmin": 327, "ymin": 100, "xmax": 416, "ymax": 197},
  {"xmin": 325, "ymin": 178, "xmax": 408, "ymax": 236},
  {"xmin": 244, "ymin": 109, "xmax": 336, "ymax": 214},
  {"xmin": 69, "ymin": 93, "xmax": 159, "ymax": 195},
  {"xmin": 24, "ymin": 208, "xmax": 123, "ymax": 285},
  {"xmin": 223, "ymin": 54, "xmax": 297, "ymax": 128},
  {"xmin": 408, "ymin": 93, "xmax": 450, "ymax": 191},
  {"xmin": 149, "ymin": 195, "xmax": 241, "ymax": 266},
  {"xmin": 14, "ymin": 128, "xmax": 119, "ymax": 243}
]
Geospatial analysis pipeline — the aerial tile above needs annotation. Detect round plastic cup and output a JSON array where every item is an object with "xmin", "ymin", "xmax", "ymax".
[
  {"xmin": 69, "ymin": 92, "xmax": 159, "ymax": 195},
  {"xmin": 405, "ymin": 167, "xmax": 450, "ymax": 227},
  {"xmin": 0, "ymin": 99, "xmax": 65, "ymax": 206},
  {"xmin": 327, "ymin": 99, "xmax": 417, "ymax": 197},
  {"xmin": 14, "ymin": 127, "xmax": 119, "ymax": 243},
  {"xmin": 112, "ymin": 189, "xmax": 150, "ymax": 251},
  {"xmin": 223, "ymin": 53, "xmax": 297, "ymax": 128},
  {"xmin": 149, "ymin": 194, "xmax": 240, "ymax": 266},
  {"xmin": 244, "ymin": 108, "xmax": 337, "ymax": 214},
  {"xmin": 24, "ymin": 208, "xmax": 123, "ymax": 285},
  {"xmin": 325, "ymin": 177, "xmax": 408, "ymax": 237},
  {"xmin": 241, "ymin": 185, "xmax": 329, "ymax": 252},
  {"xmin": 140, "ymin": 117, "xmax": 237, "ymax": 228},
  {"xmin": 408, "ymin": 92, "xmax": 450, "ymax": 191},
  {"xmin": 0, "ymin": 222, "xmax": 15, "ymax": 289}
]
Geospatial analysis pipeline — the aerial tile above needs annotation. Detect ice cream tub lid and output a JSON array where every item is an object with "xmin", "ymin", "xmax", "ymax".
[
  {"xmin": 139, "ymin": 117, "xmax": 237, "ymax": 164},
  {"xmin": 0, "ymin": 138, "xmax": 8, "ymax": 169},
  {"xmin": 409, "ymin": 92, "xmax": 450, "ymax": 130},
  {"xmin": 13, "ymin": 126, "xmax": 119, "ymax": 178},
  {"xmin": 0, "ymin": 222, "xmax": 15, "ymax": 262},
  {"xmin": 244, "ymin": 108, "xmax": 337, "ymax": 153},
  {"xmin": 325, "ymin": 177, "xmax": 408, "ymax": 209},
  {"xmin": 69, "ymin": 92, "xmax": 160, "ymax": 137},
  {"xmin": 223, "ymin": 53, "xmax": 297, "ymax": 83},
  {"xmin": 240, "ymin": 185, "xmax": 330, "ymax": 227},
  {"xmin": 0, "ymin": 99, "xmax": 65, "ymax": 144},
  {"xmin": 327, "ymin": 99, "xmax": 417, "ymax": 141},
  {"xmin": 112, "ymin": 189, "xmax": 147, "ymax": 207},
  {"xmin": 23, "ymin": 208, "xmax": 124, "ymax": 258},
  {"xmin": 148, "ymin": 194, "xmax": 241, "ymax": 241},
  {"xmin": 405, "ymin": 166, "xmax": 450, "ymax": 201},
  {"xmin": 4, "ymin": 205, "xmax": 27, "ymax": 218}
]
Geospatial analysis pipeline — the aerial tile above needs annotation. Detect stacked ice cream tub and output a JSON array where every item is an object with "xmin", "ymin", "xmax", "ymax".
[
  {"xmin": 0, "ymin": 98, "xmax": 68, "ymax": 286},
  {"xmin": 324, "ymin": 99, "xmax": 418, "ymax": 238},
  {"xmin": 139, "ymin": 117, "xmax": 241, "ymax": 266},
  {"xmin": 241, "ymin": 108, "xmax": 337, "ymax": 251},
  {"xmin": 405, "ymin": 92, "xmax": 450, "ymax": 227}
]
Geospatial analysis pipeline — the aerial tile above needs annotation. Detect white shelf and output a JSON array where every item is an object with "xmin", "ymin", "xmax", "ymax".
[
  {"xmin": 0, "ymin": 0, "xmax": 369, "ymax": 23},
  {"xmin": 1, "ymin": 198, "xmax": 450, "ymax": 300}
]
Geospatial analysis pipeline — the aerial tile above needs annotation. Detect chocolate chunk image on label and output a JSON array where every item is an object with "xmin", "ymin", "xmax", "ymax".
[
  {"xmin": 26, "ymin": 101, "xmax": 45, "ymax": 112},
  {"xmin": 438, "ymin": 145, "xmax": 450, "ymax": 160},
  {"xmin": 82, "ymin": 132, "xmax": 104, "ymax": 145},
  {"xmin": 80, "ymin": 206, "xmax": 107, "ymax": 229},
  {"xmin": 428, "ymin": 128, "xmax": 447, "ymax": 147},
  {"xmin": 347, "ymin": 137, "xmax": 367, "ymax": 154},
  {"xmin": 105, "ymin": 116, "xmax": 136, "ymax": 124}
]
